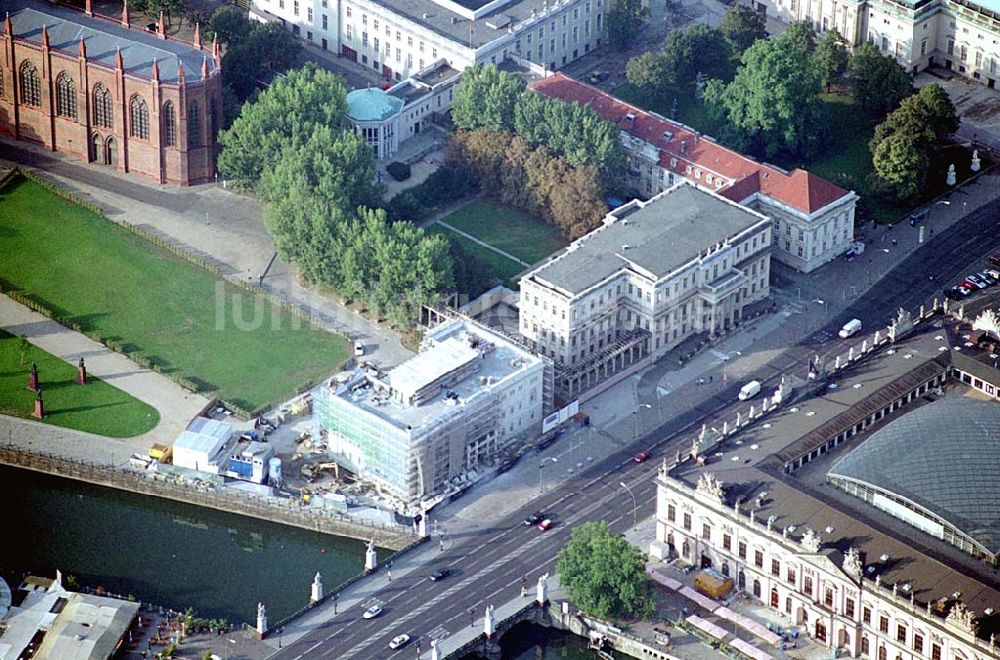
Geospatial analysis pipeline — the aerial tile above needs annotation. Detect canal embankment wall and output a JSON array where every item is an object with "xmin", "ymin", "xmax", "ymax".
[{"xmin": 0, "ymin": 446, "xmax": 413, "ymax": 550}]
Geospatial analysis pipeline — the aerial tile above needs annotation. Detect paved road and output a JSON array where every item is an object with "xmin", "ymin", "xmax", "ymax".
[{"xmin": 267, "ymin": 192, "xmax": 1000, "ymax": 660}]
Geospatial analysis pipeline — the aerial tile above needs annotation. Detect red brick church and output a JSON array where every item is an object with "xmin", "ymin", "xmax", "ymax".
[{"xmin": 0, "ymin": 0, "xmax": 223, "ymax": 185}]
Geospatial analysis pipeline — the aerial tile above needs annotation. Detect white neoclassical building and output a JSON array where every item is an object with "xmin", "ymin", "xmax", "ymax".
[
  {"xmin": 748, "ymin": 0, "xmax": 1000, "ymax": 88},
  {"xmin": 652, "ymin": 324, "xmax": 1000, "ymax": 660},
  {"xmin": 532, "ymin": 73, "xmax": 859, "ymax": 274}
]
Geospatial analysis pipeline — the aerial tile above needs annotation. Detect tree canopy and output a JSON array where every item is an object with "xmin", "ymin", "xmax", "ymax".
[
  {"xmin": 814, "ymin": 29, "xmax": 850, "ymax": 92},
  {"xmin": 625, "ymin": 51, "xmax": 669, "ymax": 96},
  {"xmin": 514, "ymin": 92, "xmax": 627, "ymax": 181},
  {"xmin": 451, "ymin": 64, "xmax": 525, "ymax": 133},
  {"xmin": 704, "ymin": 34, "xmax": 823, "ymax": 159},
  {"xmin": 607, "ymin": 0, "xmax": 650, "ymax": 51},
  {"xmin": 557, "ymin": 522, "xmax": 655, "ymax": 620},
  {"xmin": 782, "ymin": 21, "xmax": 818, "ymax": 54},
  {"xmin": 661, "ymin": 24, "xmax": 735, "ymax": 89},
  {"xmin": 870, "ymin": 84, "xmax": 958, "ymax": 200},
  {"xmin": 719, "ymin": 5, "xmax": 767, "ymax": 53},
  {"xmin": 848, "ymin": 42, "xmax": 914, "ymax": 118},
  {"xmin": 218, "ymin": 63, "xmax": 348, "ymax": 190}
]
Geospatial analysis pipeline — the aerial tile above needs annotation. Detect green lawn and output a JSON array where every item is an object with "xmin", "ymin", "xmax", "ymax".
[
  {"xmin": 429, "ymin": 225, "xmax": 526, "ymax": 286},
  {"xmin": 0, "ymin": 330, "xmax": 159, "ymax": 437},
  {"xmin": 0, "ymin": 177, "xmax": 349, "ymax": 413},
  {"xmin": 437, "ymin": 200, "xmax": 568, "ymax": 266}
]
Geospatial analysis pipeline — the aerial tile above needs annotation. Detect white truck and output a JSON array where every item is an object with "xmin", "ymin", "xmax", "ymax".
[
  {"xmin": 738, "ymin": 380, "xmax": 761, "ymax": 401},
  {"xmin": 839, "ymin": 318, "xmax": 862, "ymax": 339}
]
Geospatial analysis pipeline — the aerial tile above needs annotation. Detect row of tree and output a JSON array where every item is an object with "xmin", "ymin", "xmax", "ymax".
[
  {"xmin": 217, "ymin": 65, "xmax": 455, "ymax": 324},
  {"xmin": 448, "ymin": 129, "xmax": 609, "ymax": 240},
  {"xmin": 451, "ymin": 65, "xmax": 626, "ymax": 183}
]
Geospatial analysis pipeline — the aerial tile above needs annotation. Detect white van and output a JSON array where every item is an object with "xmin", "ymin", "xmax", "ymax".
[
  {"xmin": 353, "ymin": 340, "xmax": 365, "ymax": 357},
  {"xmin": 738, "ymin": 380, "xmax": 761, "ymax": 401},
  {"xmin": 838, "ymin": 319, "xmax": 862, "ymax": 339}
]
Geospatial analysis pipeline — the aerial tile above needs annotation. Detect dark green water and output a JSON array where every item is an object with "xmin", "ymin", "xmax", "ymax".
[{"xmin": 0, "ymin": 465, "xmax": 369, "ymax": 624}]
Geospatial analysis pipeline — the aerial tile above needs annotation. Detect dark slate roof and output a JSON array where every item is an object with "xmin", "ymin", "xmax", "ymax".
[
  {"xmin": 828, "ymin": 397, "xmax": 1000, "ymax": 555},
  {"xmin": 7, "ymin": 0, "xmax": 215, "ymax": 83},
  {"xmin": 526, "ymin": 182, "xmax": 769, "ymax": 295}
]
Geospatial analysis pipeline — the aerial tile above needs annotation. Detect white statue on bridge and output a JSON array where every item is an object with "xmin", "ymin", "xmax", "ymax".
[
  {"xmin": 484, "ymin": 604, "xmax": 496, "ymax": 638},
  {"xmin": 536, "ymin": 573, "xmax": 549, "ymax": 605}
]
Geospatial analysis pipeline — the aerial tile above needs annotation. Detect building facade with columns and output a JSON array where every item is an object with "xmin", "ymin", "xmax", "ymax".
[
  {"xmin": 652, "ymin": 320, "xmax": 1000, "ymax": 660},
  {"xmin": 250, "ymin": 0, "xmax": 604, "ymax": 83},
  {"xmin": 518, "ymin": 182, "xmax": 772, "ymax": 399},
  {"xmin": 531, "ymin": 73, "xmax": 858, "ymax": 274},
  {"xmin": 1, "ymin": 0, "xmax": 222, "ymax": 185},
  {"xmin": 748, "ymin": 0, "xmax": 1000, "ymax": 87}
]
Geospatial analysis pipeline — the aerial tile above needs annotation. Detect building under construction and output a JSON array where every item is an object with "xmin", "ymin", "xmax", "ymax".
[{"xmin": 314, "ymin": 319, "xmax": 548, "ymax": 503}]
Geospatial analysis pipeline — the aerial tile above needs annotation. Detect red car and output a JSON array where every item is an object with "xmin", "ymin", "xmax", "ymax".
[
  {"xmin": 538, "ymin": 519, "xmax": 553, "ymax": 531},
  {"xmin": 633, "ymin": 451, "xmax": 652, "ymax": 463}
]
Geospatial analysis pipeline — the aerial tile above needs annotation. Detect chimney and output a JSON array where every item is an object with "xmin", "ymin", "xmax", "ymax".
[{"xmin": 121, "ymin": 0, "xmax": 130, "ymax": 28}]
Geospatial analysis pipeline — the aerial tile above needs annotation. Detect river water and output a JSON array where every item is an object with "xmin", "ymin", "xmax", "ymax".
[
  {"xmin": 0, "ymin": 465, "xmax": 368, "ymax": 624},
  {"xmin": 0, "ymin": 465, "xmax": 611, "ymax": 657}
]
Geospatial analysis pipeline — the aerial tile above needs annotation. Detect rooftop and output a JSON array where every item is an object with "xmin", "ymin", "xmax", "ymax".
[
  {"xmin": 0, "ymin": 577, "xmax": 139, "ymax": 660},
  {"xmin": 379, "ymin": 0, "xmax": 577, "ymax": 50},
  {"xmin": 530, "ymin": 73, "xmax": 851, "ymax": 215},
  {"xmin": 525, "ymin": 181, "xmax": 770, "ymax": 296},
  {"xmin": 328, "ymin": 319, "xmax": 542, "ymax": 432},
  {"xmin": 6, "ymin": 0, "xmax": 217, "ymax": 83},
  {"xmin": 174, "ymin": 417, "xmax": 232, "ymax": 454},
  {"xmin": 346, "ymin": 87, "xmax": 405, "ymax": 122},
  {"xmin": 667, "ymin": 325, "xmax": 1000, "ymax": 635},
  {"xmin": 828, "ymin": 396, "xmax": 1000, "ymax": 556}
]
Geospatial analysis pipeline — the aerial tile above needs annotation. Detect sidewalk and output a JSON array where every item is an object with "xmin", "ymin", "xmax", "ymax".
[
  {"xmin": 0, "ymin": 295, "xmax": 209, "ymax": 449},
  {"xmin": 0, "ymin": 139, "xmax": 413, "ymax": 369}
]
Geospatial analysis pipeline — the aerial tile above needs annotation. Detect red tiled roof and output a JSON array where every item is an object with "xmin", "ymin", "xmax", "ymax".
[{"xmin": 530, "ymin": 73, "xmax": 850, "ymax": 215}]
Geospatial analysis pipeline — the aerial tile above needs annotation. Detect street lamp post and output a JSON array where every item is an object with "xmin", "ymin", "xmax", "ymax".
[
  {"xmin": 620, "ymin": 481, "xmax": 638, "ymax": 531},
  {"xmin": 538, "ymin": 457, "xmax": 558, "ymax": 494},
  {"xmin": 633, "ymin": 403, "xmax": 652, "ymax": 440}
]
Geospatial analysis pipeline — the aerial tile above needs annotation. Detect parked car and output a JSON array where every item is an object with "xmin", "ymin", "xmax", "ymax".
[
  {"xmin": 967, "ymin": 274, "xmax": 991, "ymax": 288},
  {"xmin": 989, "ymin": 254, "xmax": 1000, "ymax": 268},
  {"xmin": 353, "ymin": 340, "xmax": 365, "ymax": 357},
  {"xmin": 523, "ymin": 512, "xmax": 544, "ymax": 527},
  {"xmin": 958, "ymin": 279, "xmax": 982, "ymax": 291},
  {"xmin": 363, "ymin": 604, "xmax": 383, "ymax": 619},
  {"xmin": 979, "ymin": 271, "xmax": 998, "ymax": 285},
  {"xmin": 946, "ymin": 286, "xmax": 972, "ymax": 301},
  {"xmin": 538, "ymin": 518, "xmax": 554, "ymax": 531},
  {"xmin": 389, "ymin": 634, "xmax": 411, "ymax": 650},
  {"xmin": 633, "ymin": 451, "xmax": 652, "ymax": 463},
  {"xmin": 430, "ymin": 568, "xmax": 451, "ymax": 582},
  {"xmin": 985, "ymin": 269, "xmax": 1000, "ymax": 280}
]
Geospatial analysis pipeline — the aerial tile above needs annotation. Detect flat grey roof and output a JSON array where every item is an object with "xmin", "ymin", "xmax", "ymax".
[
  {"xmin": 383, "ymin": 0, "xmax": 573, "ymax": 50},
  {"xmin": 828, "ymin": 397, "xmax": 1000, "ymax": 555},
  {"xmin": 526, "ymin": 182, "xmax": 769, "ymax": 296},
  {"xmin": 388, "ymin": 336, "xmax": 480, "ymax": 403},
  {"xmin": 8, "ymin": 0, "xmax": 216, "ymax": 83},
  {"xmin": 333, "ymin": 319, "xmax": 541, "ymax": 432},
  {"xmin": 412, "ymin": 60, "xmax": 461, "ymax": 87}
]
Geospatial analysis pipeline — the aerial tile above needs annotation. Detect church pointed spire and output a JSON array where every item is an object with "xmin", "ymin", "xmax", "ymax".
[
  {"xmin": 115, "ymin": 46, "xmax": 123, "ymax": 71},
  {"xmin": 79, "ymin": 37, "xmax": 87, "ymax": 60},
  {"xmin": 151, "ymin": 57, "xmax": 159, "ymax": 82},
  {"xmin": 41, "ymin": 24, "xmax": 49, "ymax": 49},
  {"xmin": 121, "ymin": 0, "xmax": 130, "ymax": 28},
  {"xmin": 177, "ymin": 59, "xmax": 185, "ymax": 86},
  {"xmin": 201, "ymin": 55, "xmax": 208, "ymax": 80},
  {"xmin": 193, "ymin": 22, "xmax": 202, "ymax": 49},
  {"xmin": 84, "ymin": 0, "xmax": 92, "ymax": 16},
  {"xmin": 157, "ymin": 11, "xmax": 166, "ymax": 39}
]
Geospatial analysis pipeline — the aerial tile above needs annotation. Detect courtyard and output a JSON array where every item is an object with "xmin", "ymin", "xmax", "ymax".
[{"xmin": 432, "ymin": 200, "xmax": 569, "ymax": 287}]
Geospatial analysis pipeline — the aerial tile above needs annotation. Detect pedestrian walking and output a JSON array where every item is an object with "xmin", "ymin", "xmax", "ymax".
[{"xmin": 387, "ymin": 569, "xmax": 392, "ymax": 582}]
